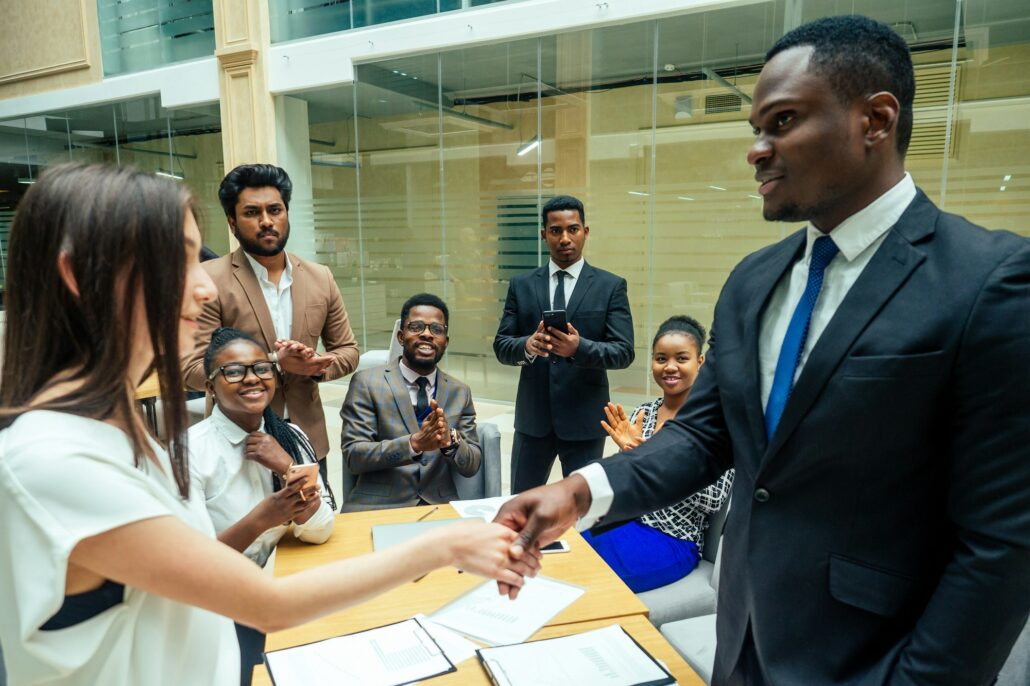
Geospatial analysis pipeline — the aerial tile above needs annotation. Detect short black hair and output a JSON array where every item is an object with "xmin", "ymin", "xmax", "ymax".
[
  {"xmin": 541, "ymin": 195, "xmax": 585, "ymax": 226},
  {"xmin": 218, "ymin": 164, "xmax": 293, "ymax": 219},
  {"xmin": 401, "ymin": 293, "xmax": 449, "ymax": 327},
  {"xmin": 652, "ymin": 315, "xmax": 707, "ymax": 352},
  {"xmin": 766, "ymin": 15, "xmax": 915, "ymax": 156}
]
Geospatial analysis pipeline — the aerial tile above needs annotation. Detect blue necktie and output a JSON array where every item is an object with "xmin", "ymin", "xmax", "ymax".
[{"xmin": 764, "ymin": 235, "xmax": 840, "ymax": 440}]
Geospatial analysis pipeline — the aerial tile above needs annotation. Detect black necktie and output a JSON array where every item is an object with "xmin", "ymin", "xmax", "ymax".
[
  {"xmin": 553, "ymin": 270, "xmax": 569, "ymax": 310},
  {"xmin": 414, "ymin": 376, "xmax": 430, "ymax": 419}
]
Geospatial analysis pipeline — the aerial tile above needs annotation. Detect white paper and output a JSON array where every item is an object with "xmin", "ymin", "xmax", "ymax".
[
  {"xmin": 448, "ymin": 495, "xmax": 514, "ymax": 522},
  {"xmin": 429, "ymin": 575, "xmax": 584, "ymax": 646},
  {"xmin": 413, "ymin": 613, "xmax": 479, "ymax": 665},
  {"xmin": 263, "ymin": 618, "xmax": 453, "ymax": 686},
  {"xmin": 477, "ymin": 624, "xmax": 673, "ymax": 686}
]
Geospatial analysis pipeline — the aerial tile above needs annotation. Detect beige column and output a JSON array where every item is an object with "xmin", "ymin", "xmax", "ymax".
[{"xmin": 213, "ymin": 0, "xmax": 277, "ymax": 170}]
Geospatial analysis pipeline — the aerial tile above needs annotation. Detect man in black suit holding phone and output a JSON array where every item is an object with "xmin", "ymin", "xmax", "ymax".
[{"xmin": 495, "ymin": 195, "xmax": 635, "ymax": 492}]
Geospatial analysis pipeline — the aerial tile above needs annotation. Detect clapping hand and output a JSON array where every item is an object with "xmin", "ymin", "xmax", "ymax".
[
  {"xmin": 410, "ymin": 400, "xmax": 451, "ymax": 453},
  {"xmin": 600, "ymin": 402, "xmax": 645, "ymax": 451},
  {"xmin": 274, "ymin": 339, "xmax": 333, "ymax": 377}
]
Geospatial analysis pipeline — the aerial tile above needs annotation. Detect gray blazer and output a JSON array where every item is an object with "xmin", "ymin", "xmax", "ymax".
[{"xmin": 339, "ymin": 360, "xmax": 482, "ymax": 511}]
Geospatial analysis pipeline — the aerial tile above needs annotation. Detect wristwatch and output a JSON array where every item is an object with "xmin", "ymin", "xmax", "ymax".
[{"xmin": 441, "ymin": 429, "xmax": 461, "ymax": 456}]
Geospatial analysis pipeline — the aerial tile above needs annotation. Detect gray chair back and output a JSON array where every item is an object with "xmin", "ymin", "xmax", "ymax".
[
  {"xmin": 452, "ymin": 422, "xmax": 502, "ymax": 500},
  {"xmin": 701, "ymin": 482, "xmax": 732, "ymax": 564}
]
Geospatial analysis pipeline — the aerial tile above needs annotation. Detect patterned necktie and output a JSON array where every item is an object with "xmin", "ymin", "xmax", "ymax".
[
  {"xmin": 414, "ymin": 376, "xmax": 430, "ymax": 420},
  {"xmin": 764, "ymin": 235, "xmax": 840, "ymax": 440},
  {"xmin": 553, "ymin": 270, "xmax": 569, "ymax": 310}
]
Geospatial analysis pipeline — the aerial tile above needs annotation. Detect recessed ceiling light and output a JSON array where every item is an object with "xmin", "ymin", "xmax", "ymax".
[
  {"xmin": 677, "ymin": 196, "xmax": 694, "ymax": 201},
  {"xmin": 628, "ymin": 191, "xmax": 649, "ymax": 197},
  {"xmin": 999, "ymin": 186, "xmax": 1006, "ymax": 192},
  {"xmin": 1003, "ymin": 174, "xmax": 1012, "ymax": 181},
  {"xmin": 709, "ymin": 185, "xmax": 727, "ymax": 191},
  {"xmin": 748, "ymin": 194, "xmax": 761, "ymax": 200}
]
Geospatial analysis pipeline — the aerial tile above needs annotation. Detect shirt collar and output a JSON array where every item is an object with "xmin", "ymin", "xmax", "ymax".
[
  {"xmin": 548, "ymin": 257, "xmax": 585, "ymax": 280},
  {"xmin": 398, "ymin": 358, "xmax": 437, "ymax": 389},
  {"xmin": 244, "ymin": 250, "xmax": 293, "ymax": 287},
  {"xmin": 210, "ymin": 405, "xmax": 265, "ymax": 446},
  {"xmin": 806, "ymin": 173, "xmax": 916, "ymax": 263}
]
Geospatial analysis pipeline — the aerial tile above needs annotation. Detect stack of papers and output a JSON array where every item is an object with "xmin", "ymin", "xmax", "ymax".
[
  {"xmin": 477, "ymin": 624, "xmax": 675, "ymax": 686},
  {"xmin": 430, "ymin": 576, "xmax": 584, "ymax": 645},
  {"xmin": 263, "ymin": 618, "xmax": 454, "ymax": 686}
]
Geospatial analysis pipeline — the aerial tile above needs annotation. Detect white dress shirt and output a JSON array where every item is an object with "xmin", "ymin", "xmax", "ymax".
[
  {"xmin": 244, "ymin": 250, "xmax": 294, "ymax": 341},
  {"xmin": 576, "ymin": 173, "xmax": 917, "ymax": 528},
  {"xmin": 188, "ymin": 406, "xmax": 334, "ymax": 567},
  {"xmin": 548, "ymin": 257, "xmax": 585, "ymax": 308}
]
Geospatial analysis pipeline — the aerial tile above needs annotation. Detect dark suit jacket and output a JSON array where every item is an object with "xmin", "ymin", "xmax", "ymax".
[
  {"xmin": 494, "ymin": 262, "xmax": 634, "ymax": 440},
  {"xmin": 339, "ymin": 360, "xmax": 482, "ymax": 511},
  {"xmin": 182, "ymin": 248, "xmax": 359, "ymax": 459},
  {"xmin": 601, "ymin": 191, "xmax": 1030, "ymax": 684}
]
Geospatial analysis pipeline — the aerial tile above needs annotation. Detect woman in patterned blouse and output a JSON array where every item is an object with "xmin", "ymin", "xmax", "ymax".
[{"xmin": 585, "ymin": 315, "xmax": 734, "ymax": 592}]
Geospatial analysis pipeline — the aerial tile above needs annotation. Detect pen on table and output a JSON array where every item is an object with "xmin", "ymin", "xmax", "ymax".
[
  {"xmin": 413, "ymin": 507, "xmax": 440, "ymax": 582},
  {"xmin": 416, "ymin": 506, "xmax": 439, "ymax": 522}
]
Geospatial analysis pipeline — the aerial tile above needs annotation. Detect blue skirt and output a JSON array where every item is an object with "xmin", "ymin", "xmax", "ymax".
[{"xmin": 582, "ymin": 520, "xmax": 700, "ymax": 593}]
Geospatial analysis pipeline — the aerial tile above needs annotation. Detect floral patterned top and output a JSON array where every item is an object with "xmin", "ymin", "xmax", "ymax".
[{"xmin": 633, "ymin": 398, "xmax": 734, "ymax": 551}]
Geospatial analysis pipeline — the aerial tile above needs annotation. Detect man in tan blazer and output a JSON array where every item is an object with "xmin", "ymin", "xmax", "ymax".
[
  {"xmin": 182, "ymin": 164, "xmax": 359, "ymax": 489},
  {"xmin": 340, "ymin": 294, "xmax": 481, "ymax": 511}
]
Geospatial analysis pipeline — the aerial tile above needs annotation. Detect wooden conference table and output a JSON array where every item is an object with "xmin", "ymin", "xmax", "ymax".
[{"xmin": 252, "ymin": 505, "xmax": 703, "ymax": 685}]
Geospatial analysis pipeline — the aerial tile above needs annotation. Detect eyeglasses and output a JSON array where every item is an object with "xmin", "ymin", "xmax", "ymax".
[
  {"xmin": 405, "ymin": 321, "xmax": 448, "ymax": 336},
  {"xmin": 208, "ymin": 362, "xmax": 276, "ymax": 383}
]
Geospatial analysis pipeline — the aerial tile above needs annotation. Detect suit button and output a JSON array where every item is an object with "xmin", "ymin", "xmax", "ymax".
[{"xmin": 754, "ymin": 488, "xmax": 770, "ymax": 503}]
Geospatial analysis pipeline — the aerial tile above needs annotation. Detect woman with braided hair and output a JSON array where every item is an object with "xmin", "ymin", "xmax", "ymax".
[
  {"xmin": 588, "ymin": 315, "xmax": 734, "ymax": 593},
  {"xmin": 190, "ymin": 326, "xmax": 335, "ymax": 683}
]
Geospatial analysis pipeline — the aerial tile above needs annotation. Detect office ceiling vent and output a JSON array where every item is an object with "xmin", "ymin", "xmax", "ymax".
[
  {"xmin": 906, "ymin": 63, "xmax": 962, "ymax": 158},
  {"xmin": 907, "ymin": 121, "xmax": 955, "ymax": 158},
  {"xmin": 705, "ymin": 93, "xmax": 742, "ymax": 114},
  {"xmin": 914, "ymin": 63, "xmax": 959, "ymax": 107}
]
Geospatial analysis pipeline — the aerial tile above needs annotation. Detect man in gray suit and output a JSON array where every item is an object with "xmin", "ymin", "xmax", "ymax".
[{"xmin": 340, "ymin": 293, "xmax": 482, "ymax": 511}]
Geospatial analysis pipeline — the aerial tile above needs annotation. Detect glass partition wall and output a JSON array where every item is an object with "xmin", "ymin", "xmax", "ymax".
[
  {"xmin": 293, "ymin": 0, "xmax": 1029, "ymax": 405},
  {"xmin": 0, "ymin": 98, "xmax": 225, "ymax": 302}
]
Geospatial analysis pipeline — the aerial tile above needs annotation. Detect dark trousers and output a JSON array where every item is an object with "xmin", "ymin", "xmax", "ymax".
[
  {"xmin": 234, "ymin": 622, "xmax": 266, "ymax": 686},
  {"xmin": 511, "ymin": 431, "xmax": 605, "ymax": 493}
]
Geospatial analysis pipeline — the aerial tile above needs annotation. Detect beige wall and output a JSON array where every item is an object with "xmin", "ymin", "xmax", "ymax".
[{"xmin": 0, "ymin": 0, "xmax": 103, "ymax": 100}]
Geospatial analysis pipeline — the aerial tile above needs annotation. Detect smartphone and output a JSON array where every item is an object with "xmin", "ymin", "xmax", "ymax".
[
  {"xmin": 286, "ymin": 463, "xmax": 319, "ymax": 500},
  {"xmin": 541, "ymin": 539, "xmax": 571, "ymax": 554},
  {"xmin": 542, "ymin": 309, "xmax": 568, "ymax": 333}
]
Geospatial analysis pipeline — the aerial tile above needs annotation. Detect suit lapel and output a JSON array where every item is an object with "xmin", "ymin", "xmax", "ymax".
[
  {"xmin": 232, "ymin": 248, "xmax": 278, "ymax": 351},
  {"xmin": 385, "ymin": 362, "xmax": 419, "ymax": 435},
  {"xmin": 565, "ymin": 262, "xmax": 594, "ymax": 320},
  {"xmin": 534, "ymin": 266, "xmax": 550, "ymax": 316},
  {"xmin": 288, "ymin": 253, "xmax": 307, "ymax": 342},
  {"xmin": 741, "ymin": 233, "xmax": 806, "ymax": 455},
  {"xmin": 764, "ymin": 196, "xmax": 934, "ymax": 463}
]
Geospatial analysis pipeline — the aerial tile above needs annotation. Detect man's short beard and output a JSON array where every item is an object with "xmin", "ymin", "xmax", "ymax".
[
  {"xmin": 402, "ymin": 348, "xmax": 444, "ymax": 372},
  {"xmin": 236, "ymin": 222, "xmax": 290, "ymax": 257}
]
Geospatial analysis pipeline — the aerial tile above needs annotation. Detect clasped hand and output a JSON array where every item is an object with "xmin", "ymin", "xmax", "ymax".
[
  {"xmin": 274, "ymin": 339, "xmax": 333, "ymax": 377},
  {"xmin": 410, "ymin": 400, "xmax": 452, "ymax": 454},
  {"xmin": 525, "ymin": 321, "xmax": 580, "ymax": 358},
  {"xmin": 259, "ymin": 478, "xmax": 321, "ymax": 527}
]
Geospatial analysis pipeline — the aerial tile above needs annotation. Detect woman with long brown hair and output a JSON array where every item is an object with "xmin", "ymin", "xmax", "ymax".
[{"xmin": 0, "ymin": 163, "xmax": 537, "ymax": 686}]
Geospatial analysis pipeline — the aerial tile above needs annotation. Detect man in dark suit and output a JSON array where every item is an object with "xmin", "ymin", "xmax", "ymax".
[
  {"xmin": 340, "ymin": 293, "xmax": 481, "ymax": 511},
  {"xmin": 494, "ymin": 195, "xmax": 634, "ymax": 492},
  {"xmin": 494, "ymin": 16, "xmax": 1029, "ymax": 685}
]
